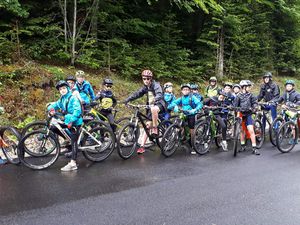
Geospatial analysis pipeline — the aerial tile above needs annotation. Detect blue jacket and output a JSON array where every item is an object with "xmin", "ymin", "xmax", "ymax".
[
  {"xmin": 76, "ymin": 80, "xmax": 95, "ymax": 104},
  {"xmin": 168, "ymin": 94, "xmax": 203, "ymax": 115},
  {"xmin": 48, "ymin": 91, "xmax": 83, "ymax": 126},
  {"xmin": 164, "ymin": 93, "xmax": 176, "ymax": 106},
  {"xmin": 193, "ymin": 93, "xmax": 203, "ymax": 102}
]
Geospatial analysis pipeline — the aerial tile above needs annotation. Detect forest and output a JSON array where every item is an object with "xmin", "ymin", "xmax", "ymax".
[
  {"xmin": 1, "ymin": 0, "xmax": 300, "ymax": 82},
  {"xmin": 0, "ymin": 0, "xmax": 300, "ymax": 125}
]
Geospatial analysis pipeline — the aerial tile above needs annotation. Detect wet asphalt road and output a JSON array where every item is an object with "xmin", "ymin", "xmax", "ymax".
[{"xmin": 1, "ymin": 142, "xmax": 300, "ymax": 225}]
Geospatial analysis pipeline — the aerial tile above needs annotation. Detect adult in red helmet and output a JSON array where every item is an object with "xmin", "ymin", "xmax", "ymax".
[{"xmin": 124, "ymin": 69, "xmax": 166, "ymax": 154}]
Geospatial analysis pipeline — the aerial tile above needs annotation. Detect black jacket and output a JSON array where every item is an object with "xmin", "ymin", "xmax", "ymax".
[
  {"xmin": 274, "ymin": 89, "xmax": 300, "ymax": 107},
  {"xmin": 257, "ymin": 81, "xmax": 280, "ymax": 102},
  {"xmin": 125, "ymin": 80, "xmax": 166, "ymax": 109},
  {"xmin": 95, "ymin": 90, "xmax": 117, "ymax": 113},
  {"xmin": 233, "ymin": 92, "xmax": 258, "ymax": 113}
]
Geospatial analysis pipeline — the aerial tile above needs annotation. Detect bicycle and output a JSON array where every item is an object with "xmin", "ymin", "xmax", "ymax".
[
  {"xmin": 0, "ymin": 126, "xmax": 21, "ymax": 164},
  {"xmin": 117, "ymin": 103, "xmax": 170, "ymax": 159},
  {"xmin": 17, "ymin": 113, "xmax": 115, "ymax": 170},
  {"xmin": 275, "ymin": 107, "xmax": 300, "ymax": 153},
  {"xmin": 256, "ymin": 102, "xmax": 277, "ymax": 146},
  {"xmin": 160, "ymin": 109, "xmax": 193, "ymax": 157},
  {"xmin": 232, "ymin": 108, "xmax": 264, "ymax": 157},
  {"xmin": 193, "ymin": 106, "xmax": 229, "ymax": 155}
]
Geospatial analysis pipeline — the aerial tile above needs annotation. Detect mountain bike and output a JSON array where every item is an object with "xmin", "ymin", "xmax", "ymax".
[
  {"xmin": 192, "ymin": 106, "xmax": 228, "ymax": 155},
  {"xmin": 276, "ymin": 107, "xmax": 300, "ymax": 153},
  {"xmin": 0, "ymin": 126, "xmax": 21, "ymax": 164},
  {"xmin": 18, "ymin": 113, "xmax": 115, "ymax": 170},
  {"xmin": 117, "ymin": 103, "xmax": 170, "ymax": 159},
  {"xmin": 160, "ymin": 109, "xmax": 192, "ymax": 157},
  {"xmin": 232, "ymin": 108, "xmax": 264, "ymax": 157}
]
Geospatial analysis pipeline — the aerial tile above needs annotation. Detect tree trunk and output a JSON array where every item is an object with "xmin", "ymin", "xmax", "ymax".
[
  {"xmin": 91, "ymin": 0, "xmax": 99, "ymax": 39},
  {"xmin": 216, "ymin": 26, "xmax": 224, "ymax": 78},
  {"xmin": 64, "ymin": 0, "xmax": 68, "ymax": 52},
  {"xmin": 71, "ymin": 0, "xmax": 77, "ymax": 65}
]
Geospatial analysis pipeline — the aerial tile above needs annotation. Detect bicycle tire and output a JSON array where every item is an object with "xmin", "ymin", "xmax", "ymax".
[
  {"xmin": 21, "ymin": 121, "xmax": 47, "ymax": 136},
  {"xmin": 117, "ymin": 122, "xmax": 140, "ymax": 159},
  {"xmin": 1, "ymin": 126, "xmax": 21, "ymax": 164},
  {"xmin": 276, "ymin": 121, "xmax": 298, "ymax": 153},
  {"xmin": 233, "ymin": 119, "xmax": 241, "ymax": 157},
  {"xmin": 161, "ymin": 124, "xmax": 180, "ymax": 157},
  {"xmin": 81, "ymin": 126, "xmax": 116, "ymax": 162},
  {"xmin": 18, "ymin": 130, "xmax": 60, "ymax": 170},
  {"xmin": 270, "ymin": 117, "xmax": 284, "ymax": 147},
  {"xmin": 254, "ymin": 119, "xmax": 265, "ymax": 149},
  {"xmin": 193, "ymin": 120, "xmax": 211, "ymax": 155}
]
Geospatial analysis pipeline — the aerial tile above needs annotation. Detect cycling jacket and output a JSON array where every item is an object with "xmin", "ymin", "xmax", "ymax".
[
  {"xmin": 76, "ymin": 80, "xmax": 95, "ymax": 104},
  {"xmin": 257, "ymin": 81, "xmax": 280, "ymax": 102},
  {"xmin": 274, "ymin": 89, "xmax": 300, "ymax": 107},
  {"xmin": 125, "ymin": 80, "xmax": 166, "ymax": 109},
  {"xmin": 47, "ymin": 90, "xmax": 83, "ymax": 126}
]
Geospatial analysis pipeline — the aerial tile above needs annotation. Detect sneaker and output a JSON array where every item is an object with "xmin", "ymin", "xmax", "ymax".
[
  {"xmin": 191, "ymin": 150, "xmax": 197, "ymax": 155},
  {"xmin": 252, "ymin": 148, "xmax": 260, "ymax": 155},
  {"xmin": 239, "ymin": 145, "xmax": 246, "ymax": 152},
  {"xmin": 0, "ymin": 158, "xmax": 7, "ymax": 165},
  {"xmin": 221, "ymin": 140, "xmax": 228, "ymax": 151},
  {"xmin": 137, "ymin": 147, "xmax": 145, "ymax": 154},
  {"xmin": 61, "ymin": 161, "xmax": 78, "ymax": 171}
]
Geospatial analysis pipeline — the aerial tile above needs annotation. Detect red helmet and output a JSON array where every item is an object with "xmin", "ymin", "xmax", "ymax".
[{"xmin": 141, "ymin": 69, "xmax": 153, "ymax": 77}]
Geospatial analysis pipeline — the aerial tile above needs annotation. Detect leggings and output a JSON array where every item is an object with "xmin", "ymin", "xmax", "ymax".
[{"xmin": 215, "ymin": 115, "xmax": 227, "ymax": 140}]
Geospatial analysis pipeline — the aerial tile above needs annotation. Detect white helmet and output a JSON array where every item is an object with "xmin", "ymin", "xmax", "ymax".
[{"xmin": 75, "ymin": 70, "xmax": 85, "ymax": 77}]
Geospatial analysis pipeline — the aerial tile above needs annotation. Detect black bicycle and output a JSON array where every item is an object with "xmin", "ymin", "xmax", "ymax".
[
  {"xmin": 117, "ymin": 103, "xmax": 170, "ymax": 159},
  {"xmin": 0, "ymin": 126, "xmax": 21, "ymax": 164}
]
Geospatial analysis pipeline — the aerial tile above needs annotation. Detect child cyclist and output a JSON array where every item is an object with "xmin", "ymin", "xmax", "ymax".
[
  {"xmin": 168, "ymin": 83, "xmax": 203, "ymax": 154},
  {"xmin": 232, "ymin": 84, "xmax": 241, "ymax": 98},
  {"xmin": 75, "ymin": 70, "xmax": 95, "ymax": 105},
  {"xmin": 95, "ymin": 78, "xmax": 117, "ymax": 132},
  {"xmin": 163, "ymin": 82, "xmax": 177, "ymax": 119},
  {"xmin": 190, "ymin": 83, "xmax": 203, "ymax": 102},
  {"xmin": 48, "ymin": 80, "xmax": 83, "ymax": 171},
  {"xmin": 233, "ymin": 80, "xmax": 260, "ymax": 155},
  {"xmin": 124, "ymin": 70, "xmax": 166, "ymax": 154}
]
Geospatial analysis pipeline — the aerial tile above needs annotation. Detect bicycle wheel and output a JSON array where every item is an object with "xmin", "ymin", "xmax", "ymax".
[
  {"xmin": 81, "ymin": 126, "xmax": 115, "ymax": 162},
  {"xmin": 1, "ymin": 126, "xmax": 21, "ymax": 164},
  {"xmin": 193, "ymin": 121, "xmax": 211, "ymax": 155},
  {"xmin": 233, "ymin": 119, "xmax": 241, "ymax": 157},
  {"xmin": 254, "ymin": 119, "xmax": 265, "ymax": 149},
  {"xmin": 270, "ymin": 117, "xmax": 284, "ymax": 147},
  {"xmin": 21, "ymin": 121, "xmax": 47, "ymax": 136},
  {"xmin": 161, "ymin": 124, "xmax": 180, "ymax": 157},
  {"xmin": 276, "ymin": 121, "xmax": 298, "ymax": 153},
  {"xmin": 18, "ymin": 130, "xmax": 60, "ymax": 170},
  {"xmin": 115, "ymin": 117, "xmax": 130, "ymax": 132},
  {"xmin": 117, "ymin": 123, "xmax": 140, "ymax": 159}
]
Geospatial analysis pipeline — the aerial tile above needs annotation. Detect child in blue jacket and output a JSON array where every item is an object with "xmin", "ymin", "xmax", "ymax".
[
  {"xmin": 48, "ymin": 80, "xmax": 83, "ymax": 171},
  {"xmin": 75, "ymin": 70, "xmax": 95, "ymax": 105},
  {"xmin": 168, "ymin": 83, "xmax": 203, "ymax": 154}
]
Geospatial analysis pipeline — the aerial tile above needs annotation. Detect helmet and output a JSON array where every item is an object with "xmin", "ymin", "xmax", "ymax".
[
  {"xmin": 164, "ymin": 82, "xmax": 173, "ymax": 90},
  {"xmin": 75, "ymin": 70, "xmax": 85, "ymax": 77},
  {"xmin": 103, "ymin": 78, "xmax": 113, "ymax": 85},
  {"xmin": 233, "ymin": 83, "xmax": 241, "ymax": 89},
  {"xmin": 263, "ymin": 72, "xmax": 272, "ymax": 79},
  {"xmin": 285, "ymin": 80, "xmax": 295, "ymax": 86},
  {"xmin": 66, "ymin": 75, "xmax": 76, "ymax": 82},
  {"xmin": 141, "ymin": 69, "xmax": 153, "ymax": 78},
  {"xmin": 239, "ymin": 80, "xmax": 252, "ymax": 87},
  {"xmin": 181, "ymin": 83, "xmax": 191, "ymax": 90},
  {"xmin": 219, "ymin": 91, "xmax": 229, "ymax": 98},
  {"xmin": 55, "ymin": 80, "xmax": 69, "ymax": 90},
  {"xmin": 223, "ymin": 82, "xmax": 233, "ymax": 88},
  {"xmin": 209, "ymin": 76, "xmax": 217, "ymax": 82},
  {"xmin": 190, "ymin": 83, "xmax": 199, "ymax": 90}
]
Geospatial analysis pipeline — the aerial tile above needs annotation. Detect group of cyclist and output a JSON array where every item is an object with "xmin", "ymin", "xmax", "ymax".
[{"xmin": 1, "ymin": 69, "xmax": 300, "ymax": 170}]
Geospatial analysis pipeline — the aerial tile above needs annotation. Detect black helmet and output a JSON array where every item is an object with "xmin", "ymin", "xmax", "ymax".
[
  {"xmin": 263, "ymin": 72, "xmax": 272, "ymax": 79},
  {"xmin": 233, "ymin": 83, "xmax": 241, "ymax": 89},
  {"xmin": 223, "ymin": 82, "xmax": 233, "ymax": 88},
  {"xmin": 66, "ymin": 75, "xmax": 76, "ymax": 82},
  {"xmin": 103, "ymin": 78, "xmax": 113, "ymax": 85},
  {"xmin": 55, "ymin": 80, "xmax": 69, "ymax": 90}
]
